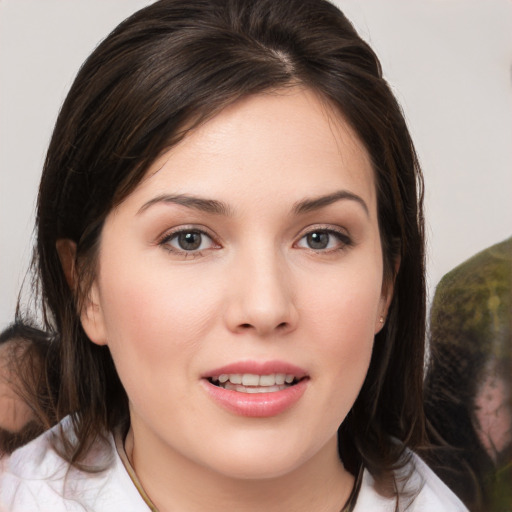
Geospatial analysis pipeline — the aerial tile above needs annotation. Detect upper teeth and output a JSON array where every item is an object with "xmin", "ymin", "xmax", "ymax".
[{"xmin": 212, "ymin": 373, "xmax": 296, "ymax": 386}]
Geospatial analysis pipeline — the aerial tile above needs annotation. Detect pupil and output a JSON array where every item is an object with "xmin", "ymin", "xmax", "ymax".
[
  {"xmin": 307, "ymin": 232, "xmax": 328, "ymax": 249},
  {"xmin": 178, "ymin": 232, "xmax": 201, "ymax": 250}
]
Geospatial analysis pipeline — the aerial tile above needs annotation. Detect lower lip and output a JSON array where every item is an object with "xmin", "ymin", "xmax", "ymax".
[{"xmin": 202, "ymin": 379, "xmax": 308, "ymax": 417}]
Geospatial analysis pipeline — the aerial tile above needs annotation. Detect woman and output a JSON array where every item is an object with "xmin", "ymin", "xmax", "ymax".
[{"xmin": 0, "ymin": 0, "xmax": 467, "ymax": 510}]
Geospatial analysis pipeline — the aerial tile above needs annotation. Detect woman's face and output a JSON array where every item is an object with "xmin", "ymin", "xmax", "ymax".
[{"xmin": 81, "ymin": 87, "xmax": 391, "ymax": 481}]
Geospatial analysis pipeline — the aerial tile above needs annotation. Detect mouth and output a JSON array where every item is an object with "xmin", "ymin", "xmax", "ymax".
[
  {"xmin": 207, "ymin": 373, "xmax": 304, "ymax": 394},
  {"xmin": 201, "ymin": 361, "xmax": 309, "ymax": 416}
]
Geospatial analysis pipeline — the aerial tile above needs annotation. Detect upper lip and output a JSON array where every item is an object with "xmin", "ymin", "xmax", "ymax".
[{"xmin": 202, "ymin": 360, "xmax": 308, "ymax": 380}]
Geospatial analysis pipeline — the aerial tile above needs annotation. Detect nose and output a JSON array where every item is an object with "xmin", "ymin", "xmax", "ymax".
[{"xmin": 224, "ymin": 248, "xmax": 298, "ymax": 337}]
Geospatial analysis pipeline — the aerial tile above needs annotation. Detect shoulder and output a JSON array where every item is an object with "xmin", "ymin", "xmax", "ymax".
[
  {"xmin": 353, "ymin": 450, "xmax": 469, "ymax": 512},
  {"xmin": 0, "ymin": 418, "xmax": 148, "ymax": 512}
]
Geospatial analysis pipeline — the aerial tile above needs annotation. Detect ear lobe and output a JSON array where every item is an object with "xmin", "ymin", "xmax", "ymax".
[
  {"xmin": 375, "ymin": 256, "xmax": 400, "ymax": 334},
  {"xmin": 374, "ymin": 293, "xmax": 392, "ymax": 334},
  {"xmin": 56, "ymin": 238, "xmax": 108, "ymax": 346},
  {"xmin": 80, "ymin": 281, "xmax": 108, "ymax": 346}
]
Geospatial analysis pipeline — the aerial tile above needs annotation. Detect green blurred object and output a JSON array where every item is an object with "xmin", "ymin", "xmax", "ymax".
[
  {"xmin": 490, "ymin": 461, "xmax": 512, "ymax": 512},
  {"xmin": 431, "ymin": 237, "xmax": 511, "ymax": 361},
  {"xmin": 426, "ymin": 237, "xmax": 511, "ymax": 512}
]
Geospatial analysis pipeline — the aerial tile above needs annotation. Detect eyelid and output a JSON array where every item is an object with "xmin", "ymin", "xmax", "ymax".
[
  {"xmin": 157, "ymin": 224, "xmax": 210, "ymax": 241},
  {"xmin": 295, "ymin": 224, "xmax": 350, "ymax": 240}
]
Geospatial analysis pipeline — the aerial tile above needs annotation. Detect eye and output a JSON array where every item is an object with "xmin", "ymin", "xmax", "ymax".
[
  {"xmin": 160, "ymin": 229, "xmax": 216, "ymax": 254},
  {"xmin": 296, "ymin": 229, "xmax": 351, "ymax": 251}
]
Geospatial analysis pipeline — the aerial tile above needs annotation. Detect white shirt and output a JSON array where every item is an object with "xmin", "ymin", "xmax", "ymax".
[{"xmin": 0, "ymin": 419, "xmax": 468, "ymax": 512}]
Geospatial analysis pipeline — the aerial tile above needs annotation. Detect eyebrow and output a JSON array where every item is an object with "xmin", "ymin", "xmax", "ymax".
[
  {"xmin": 137, "ymin": 190, "xmax": 369, "ymax": 217},
  {"xmin": 137, "ymin": 194, "xmax": 232, "ymax": 216},
  {"xmin": 293, "ymin": 190, "xmax": 369, "ymax": 216}
]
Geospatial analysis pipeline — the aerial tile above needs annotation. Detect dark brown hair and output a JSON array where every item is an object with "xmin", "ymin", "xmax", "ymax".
[{"xmin": 15, "ymin": 0, "xmax": 425, "ymax": 495}]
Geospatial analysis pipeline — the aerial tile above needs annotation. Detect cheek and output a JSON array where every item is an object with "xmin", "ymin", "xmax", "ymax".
[
  {"xmin": 298, "ymin": 262, "xmax": 383, "ymax": 381},
  {"xmin": 96, "ymin": 261, "xmax": 221, "ymax": 365},
  {"xmin": 95, "ymin": 264, "xmax": 224, "ymax": 421},
  {"xmin": 300, "ymin": 257, "xmax": 383, "ymax": 340},
  {"xmin": 294, "ymin": 277, "xmax": 379, "ymax": 439},
  {"xmin": 316, "ymin": 291, "xmax": 377, "ymax": 372}
]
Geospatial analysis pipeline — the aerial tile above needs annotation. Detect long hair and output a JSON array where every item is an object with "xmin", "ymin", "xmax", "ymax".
[{"xmin": 15, "ymin": 0, "xmax": 425, "ymax": 491}]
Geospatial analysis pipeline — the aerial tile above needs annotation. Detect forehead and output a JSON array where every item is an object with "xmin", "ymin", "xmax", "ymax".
[{"xmin": 121, "ymin": 87, "xmax": 376, "ymax": 215}]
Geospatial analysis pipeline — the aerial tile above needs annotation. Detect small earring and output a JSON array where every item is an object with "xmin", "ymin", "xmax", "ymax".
[{"xmin": 379, "ymin": 316, "xmax": 385, "ymax": 324}]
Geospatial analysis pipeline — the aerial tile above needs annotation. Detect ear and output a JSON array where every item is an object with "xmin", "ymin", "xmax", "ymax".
[
  {"xmin": 79, "ymin": 280, "xmax": 108, "ymax": 346},
  {"xmin": 56, "ymin": 239, "xmax": 108, "ymax": 346},
  {"xmin": 56, "ymin": 239, "xmax": 77, "ymax": 290},
  {"xmin": 374, "ymin": 256, "xmax": 400, "ymax": 334}
]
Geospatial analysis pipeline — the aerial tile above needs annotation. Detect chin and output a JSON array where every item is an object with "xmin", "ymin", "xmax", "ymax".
[
  {"xmin": 197, "ymin": 430, "xmax": 331, "ymax": 482},
  {"xmin": 209, "ymin": 453, "xmax": 305, "ymax": 481}
]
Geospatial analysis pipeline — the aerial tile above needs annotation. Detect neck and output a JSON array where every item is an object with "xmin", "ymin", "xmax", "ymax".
[{"xmin": 125, "ymin": 428, "xmax": 355, "ymax": 512}]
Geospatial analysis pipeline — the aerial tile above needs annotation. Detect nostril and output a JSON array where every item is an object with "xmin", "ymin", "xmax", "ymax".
[{"xmin": 237, "ymin": 322, "xmax": 288, "ymax": 332}]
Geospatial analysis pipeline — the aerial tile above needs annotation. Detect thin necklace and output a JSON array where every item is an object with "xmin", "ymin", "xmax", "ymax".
[{"xmin": 115, "ymin": 429, "xmax": 158, "ymax": 511}]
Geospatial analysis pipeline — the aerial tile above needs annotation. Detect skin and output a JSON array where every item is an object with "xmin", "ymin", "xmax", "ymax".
[{"xmin": 76, "ymin": 87, "xmax": 392, "ymax": 512}]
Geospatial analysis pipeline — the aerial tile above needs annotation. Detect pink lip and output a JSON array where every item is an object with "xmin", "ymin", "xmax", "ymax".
[
  {"xmin": 201, "ymin": 360, "xmax": 309, "ymax": 418},
  {"xmin": 202, "ymin": 360, "xmax": 308, "ymax": 379}
]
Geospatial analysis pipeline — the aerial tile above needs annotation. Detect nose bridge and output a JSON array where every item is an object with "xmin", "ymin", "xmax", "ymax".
[{"xmin": 226, "ymin": 240, "xmax": 297, "ymax": 336}]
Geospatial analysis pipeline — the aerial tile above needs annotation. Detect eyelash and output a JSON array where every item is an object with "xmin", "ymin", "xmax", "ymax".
[{"xmin": 157, "ymin": 225, "xmax": 352, "ymax": 258}]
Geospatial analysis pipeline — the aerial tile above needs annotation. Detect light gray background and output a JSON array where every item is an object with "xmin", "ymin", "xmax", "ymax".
[{"xmin": 1, "ymin": 0, "xmax": 511, "ymax": 329}]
